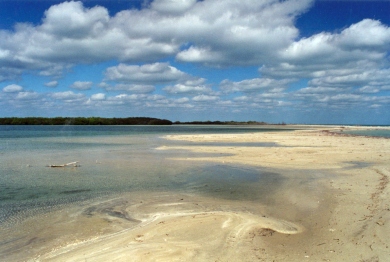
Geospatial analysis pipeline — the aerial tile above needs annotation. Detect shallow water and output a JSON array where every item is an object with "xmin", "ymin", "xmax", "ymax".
[
  {"xmin": 0, "ymin": 125, "xmax": 330, "ymax": 260},
  {"xmin": 342, "ymin": 128, "xmax": 390, "ymax": 138}
]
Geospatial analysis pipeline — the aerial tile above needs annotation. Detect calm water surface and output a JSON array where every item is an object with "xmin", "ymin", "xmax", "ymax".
[
  {"xmin": 342, "ymin": 128, "xmax": 390, "ymax": 138},
  {"xmin": 0, "ymin": 125, "xmax": 293, "ymax": 225}
]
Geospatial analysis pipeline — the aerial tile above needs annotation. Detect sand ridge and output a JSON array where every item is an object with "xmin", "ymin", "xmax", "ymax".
[{"xmin": 31, "ymin": 193, "xmax": 305, "ymax": 262}]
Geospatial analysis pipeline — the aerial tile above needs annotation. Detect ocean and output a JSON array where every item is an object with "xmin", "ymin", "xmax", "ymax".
[{"xmin": 341, "ymin": 128, "xmax": 390, "ymax": 138}]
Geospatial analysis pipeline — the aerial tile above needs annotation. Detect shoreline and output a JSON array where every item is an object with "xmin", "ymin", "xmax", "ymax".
[
  {"xmin": 159, "ymin": 128, "xmax": 390, "ymax": 260},
  {"xmin": 1, "ymin": 127, "xmax": 389, "ymax": 261}
]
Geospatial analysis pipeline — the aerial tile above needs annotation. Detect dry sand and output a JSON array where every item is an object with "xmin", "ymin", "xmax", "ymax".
[{"xmin": 2, "ymin": 126, "xmax": 389, "ymax": 261}]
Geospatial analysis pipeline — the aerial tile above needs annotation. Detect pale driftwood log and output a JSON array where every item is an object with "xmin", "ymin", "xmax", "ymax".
[{"xmin": 48, "ymin": 161, "xmax": 79, "ymax": 168}]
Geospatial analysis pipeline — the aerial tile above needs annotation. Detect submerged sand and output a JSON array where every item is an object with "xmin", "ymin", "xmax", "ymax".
[{"xmin": 1, "ymin": 126, "xmax": 389, "ymax": 261}]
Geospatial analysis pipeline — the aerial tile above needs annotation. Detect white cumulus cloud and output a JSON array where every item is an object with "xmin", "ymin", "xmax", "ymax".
[
  {"xmin": 3, "ymin": 84, "xmax": 23, "ymax": 93},
  {"xmin": 0, "ymin": 0, "xmax": 314, "ymax": 81},
  {"xmin": 91, "ymin": 93, "xmax": 106, "ymax": 100},
  {"xmin": 163, "ymin": 84, "xmax": 212, "ymax": 95},
  {"xmin": 15, "ymin": 91, "xmax": 40, "ymax": 100},
  {"xmin": 220, "ymin": 78, "xmax": 293, "ymax": 93},
  {"xmin": 70, "ymin": 81, "xmax": 93, "ymax": 90},
  {"xmin": 150, "ymin": 0, "xmax": 197, "ymax": 14},
  {"xmin": 263, "ymin": 19, "xmax": 390, "ymax": 81},
  {"xmin": 104, "ymin": 62, "xmax": 188, "ymax": 84},
  {"xmin": 192, "ymin": 94, "xmax": 219, "ymax": 102},
  {"xmin": 44, "ymin": 81, "xmax": 58, "ymax": 88}
]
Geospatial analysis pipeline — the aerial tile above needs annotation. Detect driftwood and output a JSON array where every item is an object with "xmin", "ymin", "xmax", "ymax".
[{"xmin": 48, "ymin": 161, "xmax": 80, "ymax": 168}]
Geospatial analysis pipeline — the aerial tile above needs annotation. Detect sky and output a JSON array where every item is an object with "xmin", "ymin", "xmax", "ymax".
[{"xmin": 0, "ymin": 0, "xmax": 390, "ymax": 124}]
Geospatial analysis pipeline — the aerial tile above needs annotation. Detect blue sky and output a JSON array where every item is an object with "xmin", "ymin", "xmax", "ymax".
[{"xmin": 0, "ymin": 0, "xmax": 390, "ymax": 124}]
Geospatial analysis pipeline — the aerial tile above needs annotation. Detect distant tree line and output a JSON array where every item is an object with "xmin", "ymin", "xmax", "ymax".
[
  {"xmin": 0, "ymin": 117, "xmax": 173, "ymax": 125},
  {"xmin": 173, "ymin": 120, "xmax": 268, "ymax": 125}
]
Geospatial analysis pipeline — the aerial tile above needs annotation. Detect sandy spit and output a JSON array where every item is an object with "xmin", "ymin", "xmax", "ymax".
[
  {"xmin": 7, "ymin": 127, "xmax": 389, "ymax": 261},
  {"xmin": 158, "ymin": 127, "xmax": 390, "ymax": 261}
]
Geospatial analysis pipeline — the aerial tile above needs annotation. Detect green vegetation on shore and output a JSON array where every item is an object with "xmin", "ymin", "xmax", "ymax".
[
  {"xmin": 0, "ymin": 117, "xmax": 173, "ymax": 125},
  {"xmin": 0, "ymin": 117, "xmax": 278, "ymax": 126}
]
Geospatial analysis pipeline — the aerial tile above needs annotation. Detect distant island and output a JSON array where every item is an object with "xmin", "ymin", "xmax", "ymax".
[
  {"xmin": 0, "ymin": 117, "xmax": 173, "ymax": 125},
  {"xmin": 0, "ymin": 117, "xmax": 276, "ymax": 126}
]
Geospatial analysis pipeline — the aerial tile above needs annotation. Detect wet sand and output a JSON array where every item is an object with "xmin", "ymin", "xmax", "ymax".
[{"xmin": 1, "ymin": 126, "xmax": 389, "ymax": 261}]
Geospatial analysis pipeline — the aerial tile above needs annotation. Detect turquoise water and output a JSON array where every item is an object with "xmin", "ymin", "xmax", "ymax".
[
  {"xmin": 0, "ymin": 125, "xmax": 292, "ymax": 225},
  {"xmin": 342, "ymin": 128, "xmax": 390, "ymax": 138}
]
